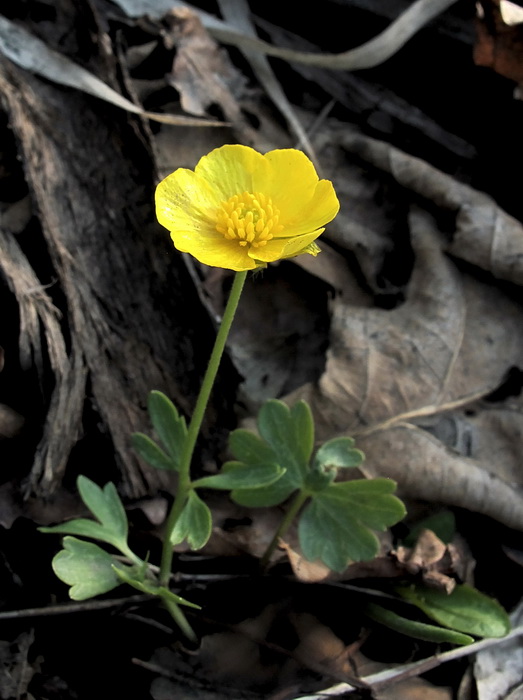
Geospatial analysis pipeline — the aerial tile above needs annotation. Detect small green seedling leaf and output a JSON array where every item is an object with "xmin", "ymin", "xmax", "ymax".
[
  {"xmin": 192, "ymin": 463, "xmax": 285, "ymax": 491},
  {"xmin": 170, "ymin": 491, "xmax": 212, "ymax": 550},
  {"xmin": 147, "ymin": 390, "xmax": 188, "ymax": 469},
  {"xmin": 313, "ymin": 437, "xmax": 365, "ymax": 471},
  {"xmin": 396, "ymin": 583, "xmax": 511, "ymax": 638},
  {"xmin": 52, "ymin": 537, "xmax": 123, "ymax": 600},
  {"xmin": 298, "ymin": 479, "xmax": 406, "ymax": 572},
  {"xmin": 40, "ymin": 476, "xmax": 130, "ymax": 553},
  {"xmin": 131, "ymin": 433, "xmax": 174, "ymax": 471},
  {"xmin": 365, "ymin": 603, "xmax": 474, "ymax": 645}
]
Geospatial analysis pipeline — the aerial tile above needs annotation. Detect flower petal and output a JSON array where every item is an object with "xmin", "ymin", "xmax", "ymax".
[
  {"xmin": 195, "ymin": 144, "xmax": 271, "ymax": 201},
  {"xmin": 249, "ymin": 228, "xmax": 325, "ymax": 263},
  {"xmin": 256, "ymin": 149, "xmax": 323, "ymax": 221},
  {"xmin": 277, "ymin": 179, "xmax": 340, "ymax": 237},
  {"xmin": 171, "ymin": 229, "xmax": 257, "ymax": 271},
  {"xmin": 155, "ymin": 168, "xmax": 222, "ymax": 233}
]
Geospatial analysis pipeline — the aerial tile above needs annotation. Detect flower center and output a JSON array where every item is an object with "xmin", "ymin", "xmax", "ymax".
[{"xmin": 215, "ymin": 192, "xmax": 284, "ymax": 248}]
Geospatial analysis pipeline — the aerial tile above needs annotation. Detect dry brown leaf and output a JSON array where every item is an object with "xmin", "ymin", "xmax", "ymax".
[
  {"xmin": 0, "ymin": 14, "xmax": 225, "ymax": 127},
  {"xmin": 332, "ymin": 127, "xmax": 523, "ymax": 286},
  {"xmin": 393, "ymin": 529, "xmax": 461, "ymax": 593},
  {"xmin": 292, "ymin": 209, "xmax": 523, "ymax": 438},
  {"xmin": 279, "ymin": 128, "xmax": 523, "ymax": 530},
  {"xmin": 358, "ymin": 424, "xmax": 523, "ymax": 530},
  {"xmin": 163, "ymin": 8, "xmax": 256, "ymax": 143}
]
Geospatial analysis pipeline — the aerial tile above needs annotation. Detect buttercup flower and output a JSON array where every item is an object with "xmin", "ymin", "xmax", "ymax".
[{"xmin": 155, "ymin": 144, "xmax": 340, "ymax": 271}]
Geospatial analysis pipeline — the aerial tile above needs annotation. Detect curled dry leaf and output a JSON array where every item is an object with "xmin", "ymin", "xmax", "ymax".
[
  {"xmin": 163, "ymin": 8, "xmax": 256, "ymax": 143},
  {"xmin": 393, "ymin": 529, "xmax": 463, "ymax": 593}
]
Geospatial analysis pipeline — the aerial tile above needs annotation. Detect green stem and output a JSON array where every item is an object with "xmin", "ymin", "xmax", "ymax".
[
  {"xmin": 259, "ymin": 489, "xmax": 310, "ymax": 570},
  {"xmin": 161, "ymin": 595, "xmax": 198, "ymax": 643},
  {"xmin": 159, "ymin": 270, "xmax": 248, "ymax": 586}
]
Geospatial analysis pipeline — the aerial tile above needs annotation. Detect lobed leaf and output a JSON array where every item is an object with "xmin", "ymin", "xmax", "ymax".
[
  {"xmin": 257, "ymin": 399, "xmax": 313, "ymax": 484},
  {"xmin": 131, "ymin": 432, "xmax": 176, "ymax": 471},
  {"xmin": 396, "ymin": 583, "xmax": 511, "ymax": 638},
  {"xmin": 299, "ymin": 498, "xmax": 380, "ymax": 572},
  {"xmin": 228, "ymin": 429, "xmax": 277, "ymax": 465},
  {"xmin": 170, "ymin": 491, "xmax": 212, "ymax": 550},
  {"xmin": 297, "ymin": 479, "xmax": 405, "ymax": 572},
  {"xmin": 147, "ymin": 390, "xmax": 187, "ymax": 468},
  {"xmin": 192, "ymin": 463, "xmax": 285, "ymax": 490},
  {"xmin": 52, "ymin": 537, "xmax": 123, "ymax": 601},
  {"xmin": 229, "ymin": 468, "xmax": 297, "ymax": 507},
  {"xmin": 313, "ymin": 437, "xmax": 365, "ymax": 471},
  {"xmin": 321, "ymin": 479, "xmax": 407, "ymax": 530},
  {"xmin": 77, "ymin": 476, "xmax": 128, "ymax": 543},
  {"xmin": 40, "ymin": 476, "xmax": 130, "ymax": 553}
]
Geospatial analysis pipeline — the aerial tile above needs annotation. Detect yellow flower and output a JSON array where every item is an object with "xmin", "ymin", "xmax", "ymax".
[{"xmin": 155, "ymin": 144, "xmax": 340, "ymax": 271}]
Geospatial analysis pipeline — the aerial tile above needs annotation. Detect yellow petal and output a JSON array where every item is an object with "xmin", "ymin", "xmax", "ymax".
[
  {"xmin": 277, "ymin": 179, "xmax": 340, "ymax": 237},
  {"xmin": 171, "ymin": 229, "xmax": 257, "ymax": 271},
  {"xmin": 249, "ymin": 228, "xmax": 324, "ymax": 263},
  {"xmin": 155, "ymin": 168, "xmax": 221, "ymax": 232},
  {"xmin": 195, "ymin": 144, "xmax": 271, "ymax": 201},
  {"xmin": 255, "ymin": 149, "xmax": 322, "ymax": 221}
]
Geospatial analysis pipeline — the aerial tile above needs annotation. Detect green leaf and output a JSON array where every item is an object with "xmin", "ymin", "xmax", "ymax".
[
  {"xmin": 225, "ymin": 401, "xmax": 315, "ymax": 507},
  {"xmin": 258, "ymin": 399, "xmax": 312, "ymax": 483},
  {"xmin": 396, "ymin": 583, "xmax": 511, "ymax": 638},
  {"xmin": 228, "ymin": 429, "xmax": 278, "ymax": 465},
  {"xmin": 313, "ymin": 437, "xmax": 365, "ymax": 471},
  {"xmin": 52, "ymin": 537, "xmax": 123, "ymax": 600},
  {"xmin": 229, "ymin": 468, "xmax": 297, "ymax": 507},
  {"xmin": 40, "ymin": 518, "xmax": 121, "ymax": 548},
  {"xmin": 131, "ymin": 433, "xmax": 175, "ymax": 471},
  {"xmin": 77, "ymin": 476, "xmax": 128, "ymax": 543},
  {"xmin": 298, "ymin": 479, "xmax": 405, "ymax": 572},
  {"xmin": 147, "ymin": 390, "xmax": 187, "ymax": 468},
  {"xmin": 322, "ymin": 479, "xmax": 407, "ymax": 530},
  {"xmin": 365, "ymin": 603, "xmax": 474, "ymax": 645},
  {"xmin": 40, "ymin": 476, "xmax": 130, "ymax": 553},
  {"xmin": 299, "ymin": 498, "xmax": 380, "ymax": 572},
  {"xmin": 192, "ymin": 463, "xmax": 285, "ymax": 490},
  {"xmin": 170, "ymin": 491, "xmax": 212, "ymax": 550}
]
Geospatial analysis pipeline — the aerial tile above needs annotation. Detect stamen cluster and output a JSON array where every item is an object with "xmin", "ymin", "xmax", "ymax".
[{"xmin": 216, "ymin": 192, "xmax": 284, "ymax": 248}]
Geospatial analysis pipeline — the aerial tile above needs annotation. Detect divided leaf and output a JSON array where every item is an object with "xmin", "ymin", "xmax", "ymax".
[
  {"xmin": 52, "ymin": 537, "xmax": 123, "ymax": 600},
  {"xmin": 131, "ymin": 433, "xmax": 174, "ymax": 471},
  {"xmin": 170, "ymin": 491, "xmax": 212, "ymax": 550},
  {"xmin": 226, "ymin": 400, "xmax": 314, "ymax": 507},
  {"xmin": 192, "ymin": 463, "xmax": 285, "ymax": 490},
  {"xmin": 298, "ymin": 479, "xmax": 405, "ymax": 572},
  {"xmin": 396, "ymin": 583, "xmax": 511, "ymax": 638},
  {"xmin": 40, "ymin": 476, "xmax": 129, "ymax": 553},
  {"xmin": 141, "ymin": 390, "xmax": 188, "ymax": 470},
  {"xmin": 313, "ymin": 437, "xmax": 365, "ymax": 471},
  {"xmin": 258, "ymin": 399, "xmax": 313, "ymax": 480}
]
